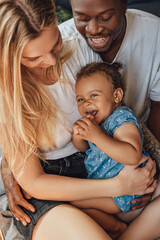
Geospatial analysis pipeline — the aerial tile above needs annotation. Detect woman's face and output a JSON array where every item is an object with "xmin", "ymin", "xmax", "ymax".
[{"xmin": 21, "ymin": 25, "xmax": 62, "ymax": 69}]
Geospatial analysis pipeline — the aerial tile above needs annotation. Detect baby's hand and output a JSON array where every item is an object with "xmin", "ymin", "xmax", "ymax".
[
  {"xmin": 74, "ymin": 117, "xmax": 102, "ymax": 142},
  {"xmin": 73, "ymin": 122, "xmax": 79, "ymax": 135}
]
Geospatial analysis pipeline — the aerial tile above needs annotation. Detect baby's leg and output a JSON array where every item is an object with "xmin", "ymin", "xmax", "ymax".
[
  {"xmin": 71, "ymin": 198, "xmax": 127, "ymax": 239},
  {"xmin": 72, "ymin": 197, "xmax": 120, "ymax": 214},
  {"xmin": 83, "ymin": 208, "xmax": 127, "ymax": 239},
  {"xmin": 118, "ymin": 181, "xmax": 160, "ymax": 239},
  {"xmin": 118, "ymin": 196, "xmax": 160, "ymax": 240}
]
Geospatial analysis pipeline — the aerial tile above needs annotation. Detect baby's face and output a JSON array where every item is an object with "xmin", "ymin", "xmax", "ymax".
[{"xmin": 75, "ymin": 72, "xmax": 117, "ymax": 124}]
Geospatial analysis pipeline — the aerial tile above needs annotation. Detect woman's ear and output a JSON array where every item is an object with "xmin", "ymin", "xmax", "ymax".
[{"xmin": 113, "ymin": 88, "xmax": 124, "ymax": 104}]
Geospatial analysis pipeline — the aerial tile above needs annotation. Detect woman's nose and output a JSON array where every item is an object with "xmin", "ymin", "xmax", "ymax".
[
  {"xmin": 85, "ymin": 19, "xmax": 104, "ymax": 35},
  {"xmin": 43, "ymin": 53, "xmax": 57, "ymax": 66}
]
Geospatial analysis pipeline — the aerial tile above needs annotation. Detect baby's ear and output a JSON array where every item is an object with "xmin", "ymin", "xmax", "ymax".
[{"xmin": 113, "ymin": 88, "xmax": 123, "ymax": 104}]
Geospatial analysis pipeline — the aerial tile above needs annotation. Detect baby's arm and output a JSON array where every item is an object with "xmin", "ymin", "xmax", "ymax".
[
  {"xmin": 95, "ymin": 123, "xmax": 142, "ymax": 165},
  {"xmin": 71, "ymin": 197, "xmax": 120, "ymax": 214},
  {"xmin": 72, "ymin": 120, "xmax": 89, "ymax": 152},
  {"xmin": 75, "ymin": 118, "xmax": 142, "ymax": 165}
]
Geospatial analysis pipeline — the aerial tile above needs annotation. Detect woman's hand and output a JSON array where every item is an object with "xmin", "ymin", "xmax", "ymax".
[
  {"xmin": 1, "ymin": 157, "xmax": 35, "ymax": 225},
  {"xmin": 117, "ymin": 155, "xmax": 157, "ymax": 196}
]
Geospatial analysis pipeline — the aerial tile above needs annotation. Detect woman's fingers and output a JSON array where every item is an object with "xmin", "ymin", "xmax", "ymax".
[{"xmin": 119, "ymin": 162, "xmax": 156, "ymax": 196}]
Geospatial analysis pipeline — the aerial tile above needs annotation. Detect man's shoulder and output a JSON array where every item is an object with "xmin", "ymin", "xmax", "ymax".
[
  {"xmin": 127, "ymin": 9, "xmax": 160, "ymax": 25},
  {"xmin": 58, "ymin": 18, "xmax": 80, "ymax": 38},
  {"xmin": 125, "ymin": 9, "xmax": 160, "ymax": 41}
]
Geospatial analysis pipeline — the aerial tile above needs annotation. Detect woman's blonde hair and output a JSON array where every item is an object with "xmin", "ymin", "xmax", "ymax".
[{"xmin": 0, "ymin": 0, "xmax": 71, "ymax": 172}]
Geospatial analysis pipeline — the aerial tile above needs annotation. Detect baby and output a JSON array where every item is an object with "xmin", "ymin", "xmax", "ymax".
[{"xmin": 72, "ymin": 62, "xmax": 149, "ymax": 237}]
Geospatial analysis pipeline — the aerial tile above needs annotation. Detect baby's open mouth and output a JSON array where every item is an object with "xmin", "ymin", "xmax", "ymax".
[{"xmin": 86, "ymin": 110, "xmax": 98, "ymax": 117}]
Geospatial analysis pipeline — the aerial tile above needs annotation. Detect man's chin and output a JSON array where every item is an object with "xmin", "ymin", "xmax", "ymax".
[{"xmin": 85, "ymin": 40, "xmax": 109, "ymax": 54}]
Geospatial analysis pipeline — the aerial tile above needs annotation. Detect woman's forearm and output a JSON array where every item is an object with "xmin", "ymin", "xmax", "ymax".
[
  {"xmin": 18, "ymin": 156, "xmax": 156, "ymax": 202},
  {"xmin": 18, "ymin": 156, "xmax": 122, "ymax": 200},
  {"xmin": 28, "ymin": 173, "xmax": 121, "ymax": 201}
]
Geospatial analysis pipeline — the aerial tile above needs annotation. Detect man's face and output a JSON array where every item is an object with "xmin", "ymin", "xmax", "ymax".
[{"xmin": 71, "ymin": 0, "xmax": 127, "ymax": 56}]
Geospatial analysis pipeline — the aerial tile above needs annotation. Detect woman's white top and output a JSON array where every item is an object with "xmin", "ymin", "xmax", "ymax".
[{"xmin": 45, "ymin": 35, "xmax": 101, "ymax": 160}]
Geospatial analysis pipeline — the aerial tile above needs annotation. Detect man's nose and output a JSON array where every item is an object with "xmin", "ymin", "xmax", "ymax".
[{"xmin": 85, "ymin": 19, "xmax": 104, "ymax": 35}]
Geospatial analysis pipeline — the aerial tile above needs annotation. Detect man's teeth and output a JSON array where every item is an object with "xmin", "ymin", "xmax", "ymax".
[{"xmin": 90, "ymin": 38, "xmax": 105, "ymax": 44}]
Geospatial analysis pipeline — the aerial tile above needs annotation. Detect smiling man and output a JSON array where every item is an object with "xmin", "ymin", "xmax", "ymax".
[{"xmin": 59, "ymin": 0, "xmax": 160, "ymax": 142}]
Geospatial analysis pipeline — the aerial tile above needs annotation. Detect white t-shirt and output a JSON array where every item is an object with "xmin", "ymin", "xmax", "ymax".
[
  {"xmin": 59, "ymin": 9, "xmax": 160, "ymax": 124},
  {"xmin": 44, "ymin": 35, "xmax": 101, "ymax": 159}
]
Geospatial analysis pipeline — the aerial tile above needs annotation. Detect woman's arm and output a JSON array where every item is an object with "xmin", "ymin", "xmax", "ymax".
[
  {"xmin": 2, "ymin": 154, "xmax": 156, "ymax": 224},
  {"xmin": 7, "ymin": 151, "xmax": 156, "ymax": 201}
]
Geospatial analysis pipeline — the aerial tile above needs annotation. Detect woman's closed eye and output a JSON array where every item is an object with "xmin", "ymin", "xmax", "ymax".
[{"xmin": 28, "ymin": 57, "xmax": 39, "ymax": 62}]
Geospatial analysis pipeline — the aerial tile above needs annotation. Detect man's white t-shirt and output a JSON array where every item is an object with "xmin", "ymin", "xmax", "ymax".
[{"xmin": 59, "ymin": 9, "xmax": 160, "ymax": 124}]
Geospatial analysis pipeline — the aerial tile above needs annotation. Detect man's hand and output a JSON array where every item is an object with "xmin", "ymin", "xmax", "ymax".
[
  {"xmin": 131, "ymin": 193, "xmax": 152, "ymax": 210},
  {"xmin": 1, "ymin": 157, "xmax": 35, "ymax": 225}
]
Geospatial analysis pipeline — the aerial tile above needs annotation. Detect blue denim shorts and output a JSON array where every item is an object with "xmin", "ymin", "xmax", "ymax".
[{"xmin": 14, "ymin": 152, "xmax": 87, "ymax": 240}]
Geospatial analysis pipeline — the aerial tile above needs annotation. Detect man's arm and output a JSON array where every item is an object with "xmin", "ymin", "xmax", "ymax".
[
  {"xmin": 141, "ymin": 122, "xmax": 160, "ymax": 170},
  {"xmin": 147, "ymin": 100, "xmax": 160, "ymax": 143},
  {"xmin": 1, "ymin": 157, "xmax": 35, "ymax": 225},
  {"xmin": 126, "ymin": 123, "xmax": 160, "ymax": 210}
]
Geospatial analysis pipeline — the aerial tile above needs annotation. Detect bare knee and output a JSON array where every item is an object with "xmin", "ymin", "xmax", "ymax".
[
  {"xmin": 32, "ymin": 204, "xmax": 110, "ymax": 240},
  {"xmin": 32, "ymin": 204, "xmax": 74, "ymax": 240}
]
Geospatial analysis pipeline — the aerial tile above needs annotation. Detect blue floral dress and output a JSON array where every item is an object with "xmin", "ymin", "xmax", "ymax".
[{"xmin": 85, "ymin": 106, "xmax": 147, "ymax": 212}]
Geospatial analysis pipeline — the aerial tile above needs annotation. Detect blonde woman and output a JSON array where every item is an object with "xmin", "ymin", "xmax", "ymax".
[{"xmin": 0, "ymin": 0, "xmax": 157, "ymax": 240}]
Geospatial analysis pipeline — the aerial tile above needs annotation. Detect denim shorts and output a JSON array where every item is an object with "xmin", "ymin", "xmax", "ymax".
[{"xmin": 14, "ymin": 152, "xmax": 87, "ymax": 240}]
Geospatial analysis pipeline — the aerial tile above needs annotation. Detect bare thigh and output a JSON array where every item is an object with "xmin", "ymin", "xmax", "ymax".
[{"xmin": 32, "ymin": 204, "xmax": 111, "ymax": 240}]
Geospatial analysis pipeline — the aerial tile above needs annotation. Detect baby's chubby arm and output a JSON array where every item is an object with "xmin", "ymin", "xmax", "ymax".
[
  {"xmin": 74, "ymin": 118, "xmax": 142, "ymax": 166},
  {"xmin": 95, "ymin": 123, "xmax": 142, "ymax": 165}
]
